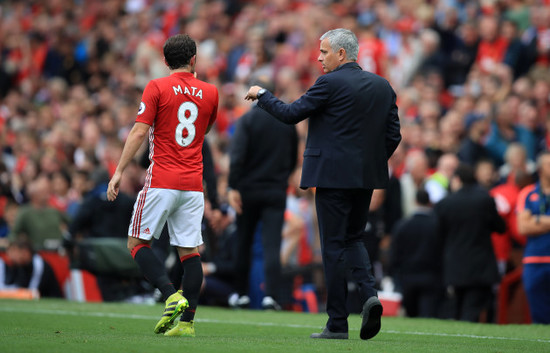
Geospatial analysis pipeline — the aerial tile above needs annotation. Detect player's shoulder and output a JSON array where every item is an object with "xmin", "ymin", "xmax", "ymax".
[
  {"xmin": 146, "ymin": 76, "xmax": 170, "ymax": 90},
  {"xmin": 518, "ymin": 183, "xmax": 538, "ymax": 203}
]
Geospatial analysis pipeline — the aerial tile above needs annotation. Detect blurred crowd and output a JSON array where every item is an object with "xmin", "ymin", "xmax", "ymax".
[{"xmin": 0, "ymin": 0, "xmax": 549, "ymax": 322}]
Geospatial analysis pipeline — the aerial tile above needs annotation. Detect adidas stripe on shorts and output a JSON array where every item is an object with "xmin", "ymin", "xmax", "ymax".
[{"xmin": 129, "ymin": 188, "xmax": 204, "ymax": 248}]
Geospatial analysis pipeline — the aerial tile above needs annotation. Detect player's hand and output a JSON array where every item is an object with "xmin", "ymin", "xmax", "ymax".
[
  {"xmin": 244, "ymin": 85, "xmax": 262, "ymax": 101},
  {"xmin": 227, "ymin": 189, "xmax": 243, "ymax": 215},
  {"xmin": 106, "ymin": 172, "xmax": 122, "ymax": 201}
]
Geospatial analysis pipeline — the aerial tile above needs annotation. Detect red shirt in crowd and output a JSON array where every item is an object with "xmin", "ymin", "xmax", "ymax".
[
  {"xmin": 476, "ymin": 37, "xmax": 509, "ymax": 73},
  {"xmin": 358, "ymin": 37, "xmax": 387, "ymax": 77}
]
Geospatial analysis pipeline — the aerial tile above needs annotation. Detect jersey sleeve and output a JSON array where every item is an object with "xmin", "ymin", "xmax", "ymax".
[
  {"xmin": 516, "ymin": 184, "xmax": 536, "ymax": 214},
  {"xmin": 135, "ymin": 80, "xmax": 160, "ymax": 126}
]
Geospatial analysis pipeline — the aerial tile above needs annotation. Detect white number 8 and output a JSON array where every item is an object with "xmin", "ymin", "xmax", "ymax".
[{"xmin": 175, "ymin": 101, "xmax": 198, "ymax": 147}]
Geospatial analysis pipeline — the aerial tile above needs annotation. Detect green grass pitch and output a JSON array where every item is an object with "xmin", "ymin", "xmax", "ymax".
[{"xmin": 0, "ymin": 299, "xmax": 548, "ymax": 353}]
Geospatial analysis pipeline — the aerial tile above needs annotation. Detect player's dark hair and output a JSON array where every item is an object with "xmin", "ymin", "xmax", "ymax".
[{"xmin": 163, "ymin": 34, "xmax": 196, "ymax": 70}]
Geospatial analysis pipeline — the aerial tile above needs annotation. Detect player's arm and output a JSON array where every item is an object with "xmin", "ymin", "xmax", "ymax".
[
  {"xmin": 107, "ymin": 122, "xmax": 150, "ymax": 201},
  {"xmin": 517, "ymin": 209, "xmax": 550, "ymax": 237}
]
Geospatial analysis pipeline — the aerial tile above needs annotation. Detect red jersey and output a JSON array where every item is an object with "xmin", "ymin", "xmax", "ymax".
[
  {"xmin": 476, "ymin": 37, "xmax": 509, "ymax": 73},
  {"xmin": 136, "ymin": 72, "xmax": 218, "ymax": 191},
  {"xmin": 358, "ymin": 37, "xmax": 387, "ymax": 76}
]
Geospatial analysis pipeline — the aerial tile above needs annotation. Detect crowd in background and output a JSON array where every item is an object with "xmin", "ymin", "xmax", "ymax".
[{"xmin": 0, "ymin": 0, "xmax": 550, "ymax": 322}]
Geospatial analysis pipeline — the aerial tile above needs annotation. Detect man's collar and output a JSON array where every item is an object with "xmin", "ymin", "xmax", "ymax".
[{"xmin": 333, "ymin": 61, "xmax": 360, "ymax": 72}]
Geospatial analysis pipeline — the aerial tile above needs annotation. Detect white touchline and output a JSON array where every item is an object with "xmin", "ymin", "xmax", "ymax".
[{"xmin": 1, "ymin": 306, "xmax": 548, "ymax": 344}]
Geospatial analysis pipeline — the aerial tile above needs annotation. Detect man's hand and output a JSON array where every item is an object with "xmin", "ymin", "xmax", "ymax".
[
  {"xmin": 107, "ymin": 172, "xmax": 122, "ymax": 201},
  {"xmin": 244, "ymin": 85, "xmax": 262, "ymax": 101},
  {"xmin": 227, "ymin": 189, "xmax": 243, "ymax": 215}
]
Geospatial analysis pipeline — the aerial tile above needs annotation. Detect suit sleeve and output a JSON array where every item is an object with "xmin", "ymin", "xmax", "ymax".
[
  {"xmin": 257, "ymin": 77, "xmax": 329, "ymax": 125},
  {"xmin": 228, "ymin": 113, "xmax": 250, "ymax": 190},
  {"xmin": 385, "ymin": 86, "xmax": 401, "ymax": 159},
  {"xmin": 289, "ymin": 126, "xmax": 299, "ymax": 173}
]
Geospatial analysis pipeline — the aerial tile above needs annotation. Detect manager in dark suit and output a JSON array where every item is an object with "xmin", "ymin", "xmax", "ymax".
[{"xmin": 245, "ymin": 28, "xmax": 401, "ymax": 340}]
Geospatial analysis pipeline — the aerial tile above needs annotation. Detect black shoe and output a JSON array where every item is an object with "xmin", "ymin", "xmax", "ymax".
[
  {"xmin": 310, "ymin": 327, "xmax": 348, "ymax": 339},
  {"xmin": 360, "ymin": 296, "xmax": 383, "ymax": 340}
]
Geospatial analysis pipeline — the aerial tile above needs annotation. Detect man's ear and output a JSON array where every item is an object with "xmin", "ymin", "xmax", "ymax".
[
  {"xmin": 338, "ymin": 48, "xmax": 346, "ymax": 61},
  {"xmin": 190, "ymin": 55, "xmax": 197, "ymax": 67}
]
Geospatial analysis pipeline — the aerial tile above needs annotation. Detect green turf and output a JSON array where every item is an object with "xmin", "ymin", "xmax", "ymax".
[{"xmin": 0, "ymin": 299, "xmax": 548, "ymax": 353}]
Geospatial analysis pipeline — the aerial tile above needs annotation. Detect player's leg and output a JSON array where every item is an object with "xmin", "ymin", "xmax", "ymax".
[
  {"xmin": 129, "ymin": 237, "xmax": 176, "ymax": 299},
  {"xmin": 164, "ymin": 246, "xmax": 202, "ymax": 337},
  {"xmin": 128, "ymin": 188, "xmax": 188, "ymax": 334},
  {"xmin": 164, "ymin": 191, "xmax": 204, "ymax": 337}
]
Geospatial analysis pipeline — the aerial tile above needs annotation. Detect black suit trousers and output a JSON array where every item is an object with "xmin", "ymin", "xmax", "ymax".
[
  {"xmin": 234, "ymin": 189, "xmax": 286, "ymax": 301},
  {"xmin": 315, "ymin": 188, "xmax": 377, "ymax": 333}
]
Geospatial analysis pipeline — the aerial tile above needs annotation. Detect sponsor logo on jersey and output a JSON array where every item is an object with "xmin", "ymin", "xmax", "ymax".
[{"xmin": 138, "ymin": 102, "xmax": 146, "ymax": 115}]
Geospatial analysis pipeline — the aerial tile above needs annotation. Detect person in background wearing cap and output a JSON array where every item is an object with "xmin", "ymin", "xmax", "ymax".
[
  {"xmin": 227, "ymin": 78, "xmax": 298, "ymax": 310},
  {"xmin": 457, "ymin": 113, "xmax": 490, "ymax": 166}
]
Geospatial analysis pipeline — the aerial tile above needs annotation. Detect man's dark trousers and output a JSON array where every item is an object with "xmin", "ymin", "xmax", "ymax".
[
  {"xmin": 315, "ymin": 187, "xmax": 377, "ymax": 333},
  {"xmin": 234, "ymin": 189, "xmax": 286, "ymax": 301}
]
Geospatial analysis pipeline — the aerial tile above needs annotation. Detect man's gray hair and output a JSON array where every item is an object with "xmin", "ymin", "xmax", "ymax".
[{"xmin": 320, "ymin": 28, "xmax": 359, "ymax": 61}]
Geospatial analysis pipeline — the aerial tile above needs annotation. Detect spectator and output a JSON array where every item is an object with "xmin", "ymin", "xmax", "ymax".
[
  {"xmin": 425, "ymin": 153, "xmax": 459, "ymax": 204},
  {"xmin": 497, "ymin": 143, "xmax": 537, "ymax": 185},
  {"xmin": 391, "ymin": 189, "xmax": 442, "ymax": 318},
  {"xmin": 68, "ymin": 168, "xmax": 134, "ymax": 240},
  {"xmin": 445, "ymin": 20, "xmax": 480, "ymax": 91},
  {"xmin": 1, "ymin": 239, "xmax": 62, "ymax": 298},
  {"xmin": 485, "ymin": 98, "xmax": 537, "ymax": 167},
  {"xmin": 9, "ymin": 175, "xmax": 69, "ymax": 250},
  {"xmin": 516, "ymin": 151, "xmax": 550, "ymax": 324},
  {"xmin": 457, "ymin": 113, "xmax": 490, "ymax": 166},
  {"xmin": 434, "ymin": 164, "xmax": 506, "ymax": 322},
  {"xmin": 48, "ymin": 169, "xmax": 72, "ymax": 213},
  {"xmin": 475, "ymin": 15, "xmax": 509, "ymax": 75},
  {"xmin": 400, "ymin": 150, "xmax": 430, "ymax": 217}
]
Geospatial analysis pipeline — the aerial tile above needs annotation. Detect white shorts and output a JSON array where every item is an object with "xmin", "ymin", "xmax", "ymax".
[{"xmin": 128, "ymin": 188, "xmax": 204, "ymax": 248}]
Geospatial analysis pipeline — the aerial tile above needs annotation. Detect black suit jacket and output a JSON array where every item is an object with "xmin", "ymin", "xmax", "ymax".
[
  {"xmin": 228, "ymin": 105, "xmax": 298, "ymax": 192},
  {"xmin": 257, "ymin": 62, "xmax": 401, "ymax": 189},
  {"xmin": 434, "ymin": 185, "xmax": 506, "ymax": 287},
  {"xmin": 390, "ymin": 209, "xmax": 442, "ymax": 286}
]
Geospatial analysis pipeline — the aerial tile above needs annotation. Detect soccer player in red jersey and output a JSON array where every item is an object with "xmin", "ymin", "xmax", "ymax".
[{"xmin": 107, "ymin": 34, "xmax": 218, "ymax": 337}]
